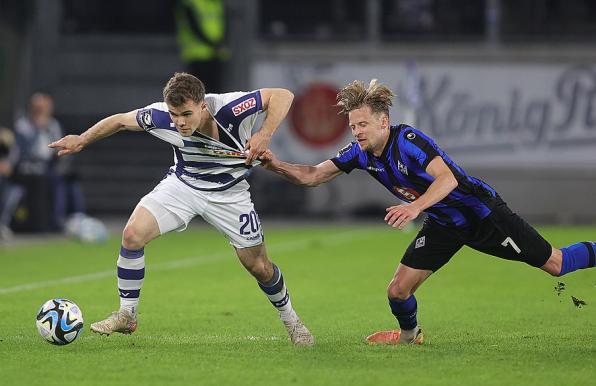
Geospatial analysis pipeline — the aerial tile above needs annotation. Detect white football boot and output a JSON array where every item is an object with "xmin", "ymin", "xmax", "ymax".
[
  {"xmin": 282, "ymin": 316, "xmax": 315, "ymax": 346},
  {"xmin": 90, "ymin": 310, "xmax": 137, "ymax": 336}
]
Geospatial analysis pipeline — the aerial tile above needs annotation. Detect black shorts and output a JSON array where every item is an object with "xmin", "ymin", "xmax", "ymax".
[{"xmin": 401, "ymin": 200, "xmax": 552, "ymax": 272}]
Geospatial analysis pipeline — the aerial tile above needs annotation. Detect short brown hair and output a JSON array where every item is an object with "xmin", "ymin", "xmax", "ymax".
[
  {"xmin": 336, "ymin": 79, "xmax": 395, "ymax": 116},
  {"xmin": 163, "ymin": 72, "xmax": 206, "ymax": 107}
]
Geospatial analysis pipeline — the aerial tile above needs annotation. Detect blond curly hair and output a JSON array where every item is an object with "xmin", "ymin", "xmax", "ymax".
[{"xmin": 336, "ymin": 79, "xmax": 395, "ymax": 116}]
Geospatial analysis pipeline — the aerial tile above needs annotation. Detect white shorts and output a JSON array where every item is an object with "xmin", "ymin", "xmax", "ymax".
[{"xmin": 137, "ymin": 174, "xmax": 263, "ymax": 248}]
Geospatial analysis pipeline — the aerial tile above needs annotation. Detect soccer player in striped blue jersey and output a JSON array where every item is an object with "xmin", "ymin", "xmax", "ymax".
[
  {"xmin": 260, "ymin": 79, "xmax": 595, "ymax": 345},
  {"xmin": 48, "ymin": 72, "xmax": 314, "ymax": 346}
]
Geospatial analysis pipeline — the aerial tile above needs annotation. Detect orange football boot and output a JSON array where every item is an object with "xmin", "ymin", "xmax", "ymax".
[{"xmin": 366, "ymin": 329, "xmax": 424, "ymax": 345}]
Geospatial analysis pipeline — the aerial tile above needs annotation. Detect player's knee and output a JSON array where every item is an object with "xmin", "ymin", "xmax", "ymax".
[
  {"xmin": 540, "ymin": 250, "xmax": 563, "ymax": 277},
  {"xmin": 387, "ymin": 279, "xmax": 412, "ymax": 301},
  {"xmin": 542, "ymin": 259, "xmax": 562, "ymax": 277},
  {"xmin": 122, "ymin": 224, "xmax": 146, "ymax": 250}
]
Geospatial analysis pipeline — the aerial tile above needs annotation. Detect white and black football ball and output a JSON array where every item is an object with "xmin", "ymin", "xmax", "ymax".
[{"xmin": 36, "ymin": 298, "xmax": 84, "ymax": 345}]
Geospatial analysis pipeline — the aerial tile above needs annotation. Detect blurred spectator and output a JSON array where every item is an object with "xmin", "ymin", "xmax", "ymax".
[
  {"xmin": 13, "ymin": 92, "xmax": 85, "ymax": 232},
  {"xmin": 0, "ymin": 127, "xmax": 24, "ymax": 241},
  {"xmin": 175, "ymin": 0, "xmax": 229, "ymax": 93}
]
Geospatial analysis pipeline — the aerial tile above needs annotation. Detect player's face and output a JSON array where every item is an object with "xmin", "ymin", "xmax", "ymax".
[
  {"xmin": 167, "ymin": 99, "xmax": 206, "ymax": 137},
  {"xmin": 348, "ymin": 105, "xmax": 389, "ymax": 155}
]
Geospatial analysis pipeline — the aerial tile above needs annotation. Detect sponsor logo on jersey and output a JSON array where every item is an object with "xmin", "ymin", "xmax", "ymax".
[
  {"xmin": 415, "ymin": 236, "xmax": 425, "ymax": 249},
  {"xmin": 366, "ymin": 166, "xmax": 384, "ymax": 173},
  {"xmin": 337, "ymin": 142, "xmax": 353, "ymax": 157},
  {"xmin": 139, "ymin": 110, "xmax": 155, "ymax": 130},
  {"xmin": 393, "ymin": 186, "xmax": 421, "ymax": 201},
  {"xmin": 232, "ymin": 97, "xmax": 256, "ymax": 116},
  {"xmin": 397, "ymin": 160, "xmax": 409, "ymax": 175}
]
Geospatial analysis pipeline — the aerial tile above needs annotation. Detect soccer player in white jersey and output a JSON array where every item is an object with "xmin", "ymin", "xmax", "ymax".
[{"xmin": 48, "ymin": 72, "xmax": 314, "ymax": 346}]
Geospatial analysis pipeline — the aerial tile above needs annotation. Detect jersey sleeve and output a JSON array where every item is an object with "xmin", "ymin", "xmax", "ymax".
[
  {"xmin": 210, "ymin": 91, "xmax": 263, "ymax": 119},
  {"xmin": 330, "ymin": 142, "xmax": 361, "ymax": 174},
  {"xmin": 136, "ymin": 102, "xmax": 175, "ymax": 132},
  {"xmin": 401, "ymin": 128, "xmax": 442, "ymax": 170}
]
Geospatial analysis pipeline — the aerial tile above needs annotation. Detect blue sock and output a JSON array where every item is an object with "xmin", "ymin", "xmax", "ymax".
[
  {"xmin": 560, "ymin": 242, "xmax": 596, "ymax": 276},
  {"xmin": 388, "ymin": 295, "xmax": 418, "ymax": 330}
]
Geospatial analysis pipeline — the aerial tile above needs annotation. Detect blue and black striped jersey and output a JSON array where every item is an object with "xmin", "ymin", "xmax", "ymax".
[{"xmin": 331, "ymin": 124, "xmax": 499, "ymax": 227}]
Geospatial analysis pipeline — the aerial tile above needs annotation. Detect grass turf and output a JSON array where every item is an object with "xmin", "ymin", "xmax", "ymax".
[{"xmin": 0, "ymin": 224, "xmax": 594, "ymax": 385}]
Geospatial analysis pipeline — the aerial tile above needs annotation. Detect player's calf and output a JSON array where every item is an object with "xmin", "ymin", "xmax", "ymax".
[{"xmin": 553, "ymin": 242, "xmax": 596, "ymax": 276}]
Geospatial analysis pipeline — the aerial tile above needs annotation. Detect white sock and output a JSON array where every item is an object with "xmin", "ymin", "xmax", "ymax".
[
  {"xmin": 258, "ymin": 264, "xmax": 297, "ymax": 321},
  {"xmin": 399, "ymin": 326, "xmax": 419, "ymax": 343},
  {"xmin": 117, "ymin": 246, "xmax": 145, "ymax": 318}
]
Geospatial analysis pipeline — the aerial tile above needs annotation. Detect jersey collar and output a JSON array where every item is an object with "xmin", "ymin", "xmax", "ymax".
[{"xmin": 375, "ymin": 125, "xmax": 398, "ymax": 160}]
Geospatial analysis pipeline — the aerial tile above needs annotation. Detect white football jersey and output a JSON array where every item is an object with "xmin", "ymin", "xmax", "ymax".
[{"xmin": 136, "ymin": 91, "xmax": 263, "ymax": 191}]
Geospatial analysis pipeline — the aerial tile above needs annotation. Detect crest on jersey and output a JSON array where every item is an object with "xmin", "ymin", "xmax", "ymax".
[
  {"xmin": 397, "ymin": 160, "xmax": 408, "ymax": 175},
  {"xmin": 336, "ymin": 142, "xmax": 353, "ymax": 157},
  {"xmin": 139, "ymin": 110, "xmax": 155, "ymax": 130},
  {"xmin": 406, "ymin": 132, "xmax": 416, "ymax": 140}
]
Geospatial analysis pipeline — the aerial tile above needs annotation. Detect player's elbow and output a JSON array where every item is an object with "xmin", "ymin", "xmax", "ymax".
[
  {"xmin": 304, "ymin": 179, "xmax": 320, "ymax": 187},
  {"xmin": 281, "ymin": 88, "xmax": 294, "ymax": 102},
  {"xmin": 445, "ymin": 174, "xmax": 458, "ymax": 191},
  {"xmin": 303, "ymin": 172, "xmax": 325, "ymax": 187}
]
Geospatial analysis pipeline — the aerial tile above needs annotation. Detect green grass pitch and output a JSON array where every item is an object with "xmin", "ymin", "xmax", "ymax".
[{"xmin": 0, "ymin": 224, "xmax": 594, "ymax": 385}]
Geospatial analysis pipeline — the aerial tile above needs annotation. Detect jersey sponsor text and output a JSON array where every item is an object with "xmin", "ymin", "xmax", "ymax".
[{"xmin": 232, "ymin": 98, "xmax": 256, "ymax": 116}]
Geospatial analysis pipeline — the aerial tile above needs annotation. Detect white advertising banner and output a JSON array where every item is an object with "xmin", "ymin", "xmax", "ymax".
[{"xmin": 253, "ymin": 61, "xmax": 596, "ymax": 169}]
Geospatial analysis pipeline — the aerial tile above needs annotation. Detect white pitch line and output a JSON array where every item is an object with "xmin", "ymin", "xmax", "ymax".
[{"xmin": 0, "ymin": 228, "xmax": 366, "ymax": 295}]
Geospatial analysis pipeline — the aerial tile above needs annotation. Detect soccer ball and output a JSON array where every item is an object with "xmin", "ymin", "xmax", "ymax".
[{"xmin": 36, "ymin": 298, "xmax": 84, "ymax": 345}]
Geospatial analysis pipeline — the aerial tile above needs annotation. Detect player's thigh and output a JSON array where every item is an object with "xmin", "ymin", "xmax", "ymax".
[
  {"xmin": 137, "ymin": 175, "xmax": 199, "ymax": 235},
  {"xmin": 201, "ymin": 188, "xmax": 263, "ymax": 249},
  {"xmin": 467, "ymin": 203, "xmax": 551, "ymax": 267},
  {"xmin": 401, "ymin": 218, "xmax": 464, "ymax": 272}
]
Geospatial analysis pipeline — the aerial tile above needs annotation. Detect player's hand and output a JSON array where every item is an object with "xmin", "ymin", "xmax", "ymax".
[
  {"xmin": 48, "ymin": 135, "xmax": 85, "ymax": 157},
  {"xmin": 258, "ymin": 149, "xmax": 278, "ymax": 169},
  {"xmin": 384, "ymin": 204, "xmax": 421, "ymax": 230},
  {"xmin": 244, "ymin": 130, "xmax": 272, "ymax": 165}
]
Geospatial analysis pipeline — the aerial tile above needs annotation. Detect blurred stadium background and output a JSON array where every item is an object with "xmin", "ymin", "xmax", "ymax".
[
  {"xmin": 1, "ymin": 0, "xmax": 595, "ymax": 227},
  {"xmin": 1, "ymin": 2, "xmax": 595, "ymax": 385}
]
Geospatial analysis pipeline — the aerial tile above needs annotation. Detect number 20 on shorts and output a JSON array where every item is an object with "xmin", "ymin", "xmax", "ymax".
[{"xmin": 239, "ymin": 210, "xmax": 260, "ymax": 235}]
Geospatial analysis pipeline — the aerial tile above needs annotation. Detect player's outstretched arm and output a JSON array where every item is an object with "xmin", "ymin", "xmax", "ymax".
[
  {"xmin": 244, "ymin": 88, "xmax": 294, "ymax": 164},
  {"xmin": 48, "ymin": 110, "xmax": 142, "ymax": 157},
  {"xmin": 259, "ymin": 150, "xmax": 343, "ymax": 187}
]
